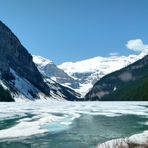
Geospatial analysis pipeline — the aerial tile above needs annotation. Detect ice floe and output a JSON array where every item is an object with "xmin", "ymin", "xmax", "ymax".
[{"xmin": 0, "ymin": 101, "xmax": 148, "ymax": 141}]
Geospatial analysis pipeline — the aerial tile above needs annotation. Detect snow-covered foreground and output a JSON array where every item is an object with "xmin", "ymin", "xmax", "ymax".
[
  {"xmin": 98, "ymin": 131, "xmax": 148, "ymax": 148},
  {"xmin": 0, "ymin": 101, "xmax": 148, "ymax": 148}
]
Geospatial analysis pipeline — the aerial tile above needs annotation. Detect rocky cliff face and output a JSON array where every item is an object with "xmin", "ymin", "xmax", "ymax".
[{"xmin": 0, "ymin": 21, "xmax": 50, "ymax": 95}]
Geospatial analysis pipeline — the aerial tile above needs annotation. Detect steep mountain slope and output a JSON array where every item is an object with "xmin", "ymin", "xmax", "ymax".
[
  {"xmin": 44, "ymin": 78, "xmax": 81, "ymax": 101},
  {"xmin": 33, "ymin": 56, "xmax": 80, "ymax": 100},
  {"xmin": 0, "ymin": 20, "xmax": 79, "ymax": 101},
  {"xmin": 58, "ymin": 54, "xmax": 145, "ymax": 95},
  {"xmin": 85, "ymin": 54, "xmax": 148, "ymax": 101},
  {"xmin": 0, "ymin": 21, "xmax": 50, "ymax": 94},
  {"xmin": 33, "ymin": 56, "xmax": 80, "ymax": 89}
]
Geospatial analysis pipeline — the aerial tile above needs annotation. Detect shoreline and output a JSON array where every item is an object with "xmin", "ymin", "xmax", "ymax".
[{"xmin": 97, "ymin": 130, "xmax": 148, "ymax": 148}]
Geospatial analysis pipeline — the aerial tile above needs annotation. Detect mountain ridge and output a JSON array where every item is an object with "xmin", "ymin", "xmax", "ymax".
[
  {"xmin": 33, "ymin": 52, "xmax": 146, "ymax": 96},
  {"xmin": 85, "ymin": 54, "xmax": 148, "ymax": 101}
]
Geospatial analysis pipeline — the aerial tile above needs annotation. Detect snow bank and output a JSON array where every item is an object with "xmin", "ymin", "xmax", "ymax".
[{"xmin": 97, "ymin": 131, "xmax": 148, "ymax": 148}]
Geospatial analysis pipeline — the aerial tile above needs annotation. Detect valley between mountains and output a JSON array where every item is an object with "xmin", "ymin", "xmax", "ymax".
[
  {"xmin": 0, "ymin": 20, "xmax": 148, "ymax": 148},
  {"xmin": 0, "ymin": 20, "xmax": 148, "ymax": 102}
]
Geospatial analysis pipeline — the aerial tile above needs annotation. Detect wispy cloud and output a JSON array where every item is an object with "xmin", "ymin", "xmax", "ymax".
[
  {"xmin": 109, "ymin": 52, "xmax": 119, "ymax": 56},
  {"xmin": 126, "ymin": 39, "xmax": 148, "ymax": 52}
]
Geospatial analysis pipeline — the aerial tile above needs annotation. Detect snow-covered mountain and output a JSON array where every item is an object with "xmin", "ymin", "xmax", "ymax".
[
  {"xmin": 34, "ymin": 52, "xmax": 146, "ymax": 96},
  {"xmin": 33, "ymin": 56, "xmax": 80, "ymax": 89},
  {"xmin": 59, "ymin": 52, "xmax": 146, "ymax": 95},
  {"xmin": 85, "ymin": 52, "xmax": 148, "ymax": 101}
]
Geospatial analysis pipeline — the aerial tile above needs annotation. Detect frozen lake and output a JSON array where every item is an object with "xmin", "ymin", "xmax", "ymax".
[{"xmin": 0, "ymin": 101, "xmax": 148, "ymax": 148}]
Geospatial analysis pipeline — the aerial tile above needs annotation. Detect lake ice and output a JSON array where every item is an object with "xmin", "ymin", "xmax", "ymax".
[{"xmin": 0, "ymin": 101, "xmax": 148, "ymax": 148}]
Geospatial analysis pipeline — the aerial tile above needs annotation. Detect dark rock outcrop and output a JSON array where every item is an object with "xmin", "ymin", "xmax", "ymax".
[{"xmin": 0, "ymin": 84, "xmax": 14, "ymax": 102}]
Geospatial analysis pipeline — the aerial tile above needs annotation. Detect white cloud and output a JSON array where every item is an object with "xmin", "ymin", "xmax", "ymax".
[
  {"xmin": 126, "ymin": 39, "xmax": 148, "ymax": 52},
  {"xmin": 109, "ymin": 52, "xmax": 119, "ymax": 56}
]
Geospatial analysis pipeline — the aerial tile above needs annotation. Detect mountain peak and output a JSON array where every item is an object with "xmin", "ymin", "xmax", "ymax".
[{"xmin": 33, "ymin": 55, "xmax": 53, "ymax": 66}]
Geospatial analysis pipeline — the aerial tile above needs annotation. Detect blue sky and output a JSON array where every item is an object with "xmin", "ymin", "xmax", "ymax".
[{"xmin": 0, "ymin": 0, "xmax": 148, "ymax": 64}]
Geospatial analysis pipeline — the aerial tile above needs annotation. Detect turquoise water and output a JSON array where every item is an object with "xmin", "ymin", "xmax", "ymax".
[{"xmin": 0, "ymin": 102, "xmax": 147, "ymax": 148}]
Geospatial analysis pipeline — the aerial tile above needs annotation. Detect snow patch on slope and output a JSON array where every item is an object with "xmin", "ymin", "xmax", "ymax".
[
  {"xmin": 9, "ymin": 68, "xmax": 52, "ymax": 102},
  {"xmin": 0, "ymin": 80, "xmax": 8, "ymax": 90}
]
